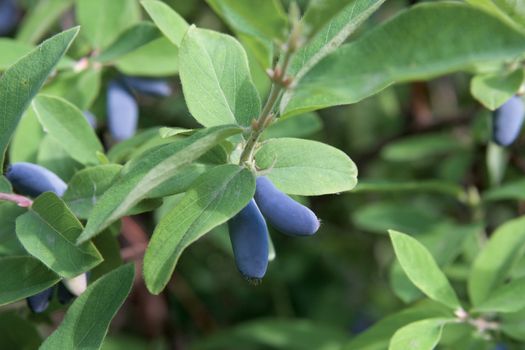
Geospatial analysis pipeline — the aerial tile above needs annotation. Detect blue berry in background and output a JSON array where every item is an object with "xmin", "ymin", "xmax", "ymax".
[
  {"xmin": 83, "ymin": 110, "xmax": 97, "ymax": 129},
  {"xmin": 107, "ymin": 79, "xmax": 138, "ymax": 142},
  {"xmin": 254, "ymin": 176, "xmax": 320, "ymax": 236},
  {"xmin": 0, "ymin": 0, "xmax": 18, "ymax": 36},
  {"xmin": 228, "ymin": 199, "xmax": 269, "ymax": 282},
  {"xmin": 26, "ymin": 288, "xmax": 53, "ymax": 313},
  {"xmin": 122, "ymin": 76, "xmax": 172, "ymax": 97},
  {"xmin": 493, "ymin": 95, "xmax": 525, "ymax": 146},
  {"xmin": 6, "ymin": 162, "xmax": 67, "ymax": 197},
  {"xmin": 494, "ymin": 344, "xmax": 507, "ymax": 350},
  {"xmin": 57, "ymin": 283, "xmax": 75, "ymax": 305}
]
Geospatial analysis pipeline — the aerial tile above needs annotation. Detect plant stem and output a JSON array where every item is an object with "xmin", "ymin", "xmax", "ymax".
[
  {"xmin": 0, "ymin": 192, "xmax": 32, "ymax": 207},
  {"xmin": 239, "ymin": 30, "xmax": 299, "ymax": 166}
]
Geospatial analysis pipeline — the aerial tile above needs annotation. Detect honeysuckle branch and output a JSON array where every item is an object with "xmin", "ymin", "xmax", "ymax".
[
  {"xmin": 0, "ymin": 192, "xmax": 32, "ymax": 207},
  {"xmin": 454, "ymin": 308, "xmax": 499, "ymax": 335},
  {"xmin": 239, "ymin": 22, "xmax": 302, "ymax": 166}
]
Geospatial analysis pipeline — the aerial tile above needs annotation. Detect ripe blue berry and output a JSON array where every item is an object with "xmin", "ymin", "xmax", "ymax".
[
  {"xmin": 26, "ymin": 288, "xmax": 53, "ymax": 313},
  {"xmin": 107, "ymin": 79, "xmax": 138, "ymax": 141},
  {"xmin": 122, "ymin": 77, "xmax": 172, "ymax": 97},
  {"xmin": 254, "ymin": 176, "xmax": 320, "ymax": 236},
  {"xmin": 6, "ymin": 162, "xmax": 67, "ymax": 197},
  {"xmin": 493, "ymin": 95, "xmax": 525, "ymax": 146},
  {"xmin": 228, "ymin": 199, "xmax": 269, "ymax": 282},
  {"xmin": 0, "ymin": 0, "xmax": 18, "ymax": 36}
]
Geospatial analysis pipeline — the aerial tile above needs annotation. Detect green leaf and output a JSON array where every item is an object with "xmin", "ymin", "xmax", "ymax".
[
  {"xmin": 0, "ymin": 256, "xmax": 60, "ymax": 305},
  {"xmin": 205, "ymin": 0, "xmax": 287, "ymax": 42},
  {"xmin": 146, "ymin": 163, "xmax": 211, "ymax": 199},
  {"xmin": 262, "ymin": 112, "xmax": 323, "ymax": 139},
  {"xmin": 466, "ymin": 0, "xmax": 525, "ymax": 29},
  {"xmin": 0, "ymin": 202, "xmax": 26, "ymax": 256},
  {"xmin": 353, "ymin": 202, "xmax": 442, "ymax": 235},
  {"xmin": 141, "ymin": 0, "xmax": 189, "ymax": 47},
  {"xmin": 388, "ymin": 318, "xmax": 449, "ymax": 350},
  {"xmin": 76, "ymin": 0, "xmax": 140, "ymax": 49},
  {"xmin": 63, "ymin": 164, "xmax": 123, "ymax": 219},
  {"xmin": 32, "ymin": 94, "xmax": 104, "ymax": 165},
  {"xmin": 389, "ymin": 230, "xmax": 461, "ymax": 309},
  {"xmin": 354, "ymin": 180, "xmax": 464, "ymax": 199},
  {"xmin": 254, "ymin": 137, "xmax": 357, "ymax": 196},
  {"xmin": 79, "ymin": 125, "xmax": 242, "ymax": 243},
  {"xmin": 43, "ymin": 68, "xmax": 102, "ymax": 110},
  {"xmin": 468, "ymin": 216, "xmax": 525, "ymax": 306},
  {"xmin": 36, "ymin": 135, "xmax": 82, "ymax": 182},
  {"xmin": 471, "ymin": 69, "xmax": 524, "ymax": 110},
  {"xmin": 96, "ymin": 22, "xmax": 161, "ymax": 63},
  {"xmin": 40, "ymin": 263, "xmax": 135, "ymax": 350},
  {"xmin": 192, "ymin": 318, "xmax": 348, "ymax": 350},
  {"xmin": 0, "ymin": 312, "xmax": 42, "ymax": 350},
  {"xmin": 474, "ymin": 277, "xmax": 525, "ymax": 313},
  {"xmin": 144, "ymin": 164, "xmax": 255, "ymax": 294},
  {"xmin": 287, "ymin": 0, "xmax": 386, "ymax": 88},
  {"xmin": 344, "ymin": 301, "xmax": 451, "ymax": 350},
  {"xmin": 0, "ymin": 39, "xmax": 74, "ymax": 71},
  {"xmin": 114, "ymin": 37, "xmax": 179, "ymax": 77},
  {"xmin": 107, "ymin": 128, "xmax": 161, "ymax": 163},
  {"xmin": 501, "ymin": 307, "xmax": 525, "ymax": 341},
  {"xmin": 16, "ymin": 193, "xmax": 103, "ymax": 278},
  {"xmin": 16, "ymin": 0, "xmax": 75, "ymax": 44},
  {"xmin": 179, "ymin": 26, "xmax": 261, "ymax": 127},
  {"xmin": 483, "ymin": 178, "xmax": 525, "ymax": 201},
  {"xmin": 381, "ymin": 133, "xmax": 466, "ymax": 162},
  {"xmin": 486, "ymin": 141, "xmax": 509, "ymax": 187},
  {"xmin": 282, "ymin": 3, "xmax": 525, "ymax": 116},
  {"xmin": 0, "ymin": 27, "xmax": 79, "ymax": 167},
  {"xmin": 8, "ymin": 108, "xmax": 44, "ymax": 164}
]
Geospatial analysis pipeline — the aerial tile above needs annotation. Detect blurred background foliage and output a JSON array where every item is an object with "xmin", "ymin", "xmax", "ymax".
[{"xmin": 1, "ymin": 0, "xmax": 524, "ymax": 349}]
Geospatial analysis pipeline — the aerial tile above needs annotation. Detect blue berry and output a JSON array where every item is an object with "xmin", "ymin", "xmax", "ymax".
[
  {"xmin": 26, "ymin": 288, "xmax": 53, "ymax": 313},
  {"xmin": 107, "ymin": 79, "xmax": 138, "ymax": 141},
  {"xmin": 6, "ymin": 162, "xmax": 67, "ymax": 197},
  {"xmin": 493, "ymin": 95, "xmax": 525, "ymax": 146},
  {"xmin": 228, "ymin": 199, "xmax": 269, "ymax": 282},
  {"xmin": 0, "ymin": 0, "xmax": 18, "ymax": 36},
  {"xmin": 254, "ymin": 176, "xmax": 320, "ymax": 236},
  {"xmin": 122, "ymin": 77, "xmax": 171, "ymax": 97}
]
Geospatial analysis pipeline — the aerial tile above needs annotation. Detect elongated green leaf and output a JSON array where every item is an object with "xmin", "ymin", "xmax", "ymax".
[
  {"xmin": 8, "ymin": 108, "xmax": 44, "ymax": 164},
  {"xmin": 17, "ymin": 0, "xmax": 74, "ymax": 44},
  {"xmin": 255, "ymin": 138, "xmax": 357, "ymax": 195},
  {"xmin": 474, "ymin": 277, "xmax": 525, "ymax": 313},
  {"xmin": 32, "ymin": 94, "xmax": 104, "ymax": 165},
  {"xmin": 193, "ymin": 318, "xmax": 348, "ymax": 350},
  {"xmin": 36, "ymin": 135, "xmax": 82, "ymax": 182},
  {"xmin": 467, "ymin": 0, "xmax": 525, "ymax": 29},
  {"xmin": 282, "ymin": 3, "xmax": 525, "ymax": 116},
  {"xmin": 288, "ymin": 0, "xmax": 386, "ymax": 86},
  {"xmin": 114, "ymin": 37, "xmax": 179, "ymax": 77},
  {"xmin": 381, "ymin": 133, "xmax": 465, "ymax": 162},
  {"xmin": 144, "ymin": 164, "xmax": 255, "ymax": 294},
  {"xmin": 179, "ymin": 26, "xmax": 261, "ymax": 127},
  {"xmin": 468, "ymin": 216, "xmax": 525, "ymax": 305},
  {"xmin": 471, "ymin": 69, "xmax": 524, "ymax": 110},
  {"xmin": 205, "ymin": 0, "xmax": 287, "ymax": 42},
  {"xmin": 0, "ymin": 39, "xmax": 74, "ymax": 71},
  {"xmin": 0, "ymin": 256, "xmax": 60, "ymax": 305},
  {"xmin": 354, "ymin": 180, "xmax": 464, "ymax": 199},
  {"xmin": 389, "ymin": 318, "xmax": 449, "ymax": 350},
  {"xmin": 0, "ymin": 202, "xmax": 26, "ymax": 256},
  {"xmin": 146, "ymin": 163, "xmax": 211, "ymax": 198},
  {"xmin": 345, "ymin": 302, "xmax": 451, "ymax": 350},
  {"xmin": 0, "ymin": 27, "xmax": 79, "ymax": 167},
  {"xmin": 16, "ymin": 193, "xmax": 103, "ymax": 278},
  {"xmin": 501, "ymin": 307, "xmax": 525, "ymax": 341},
  {"xmin": 79, "ymin": 125, "xmax": 242, "ymax": 243},
  {"xmin": 96, "ymin": 22, "xmax": 161, "ymax": 62},
  {"xmin": 141, "ymin": 0, "xmax": 189, "ymax": 46},
  {"xmin": 262, "ymin": 112, "xmax": 323, "ymax": 139},
  {"xmin": 40, "ymin": 264, "xmax": 135, "ymax": 350},
  {"xmin": 76, "ymin": 0, "xmax": 140, "ymax": 49},
  {"xmin": 484, "ymin": 178, "xmax": 525, "ymax": 201},
  {"xmin": 63, "ymin": 164, "xmax": 122, "ymax": 218},
  {"xmin": 389, "ymin": 230, "xmax": 461, "ymax": 309}
]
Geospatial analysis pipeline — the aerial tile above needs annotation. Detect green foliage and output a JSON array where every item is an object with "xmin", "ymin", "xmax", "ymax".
[{"xmin": 2, "ymin": 0, "xmax": 525, "ymax": 348}]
